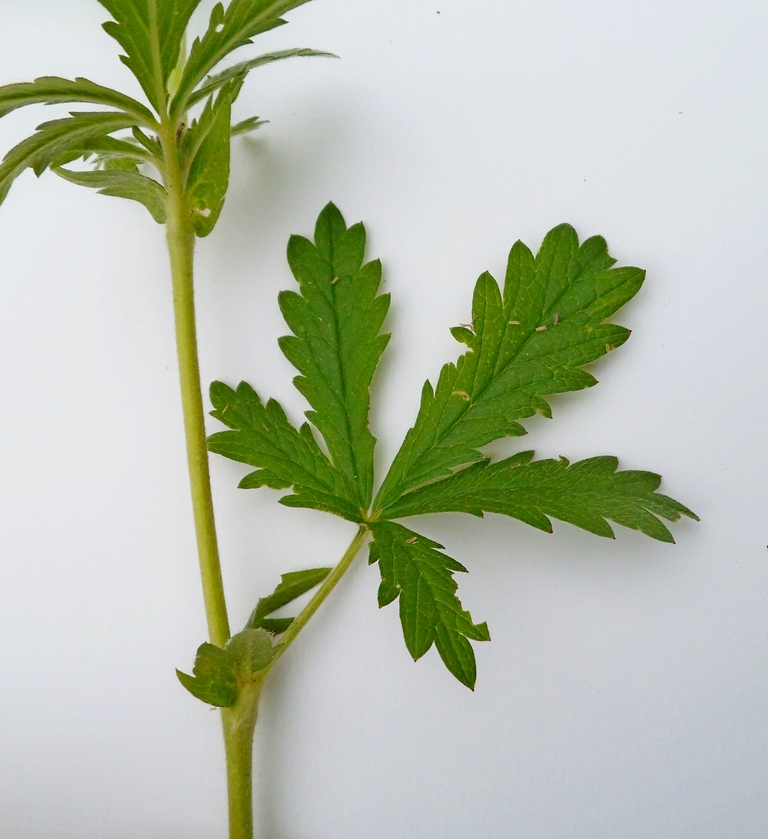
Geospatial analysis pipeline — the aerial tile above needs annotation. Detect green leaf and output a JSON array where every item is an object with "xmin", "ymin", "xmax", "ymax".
[
  {"xmin": 368, "ymin": 521, "xmax": 490, "ymax": 690},
  {"xmin": 375, "ymin": 224, "xmax": 644, "ymax": 511},
  {"xmin": 227, "ymin": 627, "xmax": 276, "ymax": 675},
  {"xmin": 42, "ymin": 134, "xmax": 150, "ymax": 170},
  {"xmin": 176, "ymin": 642, "xmax": 239, "ymax": 707},
  {"xmin": 98, "ymin": 0, "xmax": 203, "ymax": 114},
  {"xmin": 383, "ymin": 453, "xmax": 699, "ymax": 543},
  {"xmin": 54, "ymin": 166, "xmax": 168, "ymax": 223},
  {"xmin": 0, "ymin": 76, "xmax": 156, "ymax": 125},
  {"xmin": 231, "ymin": 115, "xmax": 268, "ymax": 136},
  {"xmin": 171, "ymin": 0, "xmax": 314, "ymax": 117},
  {"xmin": 185, "ymin": 87, "xmax": 232, "ymax": 236},
  {"xmin": 0, "ymin": 112, "xmax": 138, "ymax": 206},
  {"xmin": 177, "ymin": 629, "xmax": 274, "ymax": 707},
  {"xmin": 208, "ymin": 380, "xmax": 362, "ymax": 521},
  {"xmin": 279, "ymin": 203, "xmax": 390, "ymax": 509},
  {"xmin": 188, "ymin": 48, "xmax": 336, "ymax": 107},
  {"xmin": 256, "ymin": 616, "xmax": 294, "ymax": 634},
  {"xmin": 247, "ymin": 567, "xmax": 332, "ymax": 633}
]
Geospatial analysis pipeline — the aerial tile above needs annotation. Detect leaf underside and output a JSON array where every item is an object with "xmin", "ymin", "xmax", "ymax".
[
  {"xmin": 54, "ymin": 166, "xmax": 168, "ymax": 223},
  {"xmin": 0, "ymin": 76, "xmax": 154, "ymax": 124},
  {"xmin": 0, "ymin": 112, "xmax": 138, "ymax": 205}
]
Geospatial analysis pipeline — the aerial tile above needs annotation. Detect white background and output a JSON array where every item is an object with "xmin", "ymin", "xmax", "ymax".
[{"xmin": 0, "ymin": 1, "xmax": 766, "ymax": 837}]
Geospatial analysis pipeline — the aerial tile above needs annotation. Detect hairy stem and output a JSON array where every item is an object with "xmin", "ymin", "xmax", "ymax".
[
  {"xmin": 222, "ymin": 676, "xmax": 265, "ymax": 839},
  {"xmin": 272, "ymin": 525, "xmax": 370, "ymax": 665},
  {"xmin": 162, "ymin": 128, "xmax": 230, "ymax": 648}
]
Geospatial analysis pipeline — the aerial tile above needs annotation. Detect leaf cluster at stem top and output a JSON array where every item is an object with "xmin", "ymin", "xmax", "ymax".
[{"xmin": 0, "ymin": 1, "xmax": 333, "ymax": 232}]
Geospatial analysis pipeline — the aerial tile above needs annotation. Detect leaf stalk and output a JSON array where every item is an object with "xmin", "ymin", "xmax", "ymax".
[{"xmin": 271, "ymin": 525, "xmax": 370, "ymax": 666}]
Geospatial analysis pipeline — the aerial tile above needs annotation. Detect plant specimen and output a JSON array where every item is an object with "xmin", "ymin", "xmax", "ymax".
[{"xmin": 0, "ymin": 3, "xmax": 698, "ymax": 839}]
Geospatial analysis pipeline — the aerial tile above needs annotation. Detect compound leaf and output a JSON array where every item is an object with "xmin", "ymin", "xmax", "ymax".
[
  {"xmin": 0, "ymin": 76, "xmax": 155, "ymax": 125},
  {"xmin": 375, "ymin": 225, "xmax": 644, "ymax": 511},
  {"xmin": 0, "ymin": 112, "xmax": 138, "ymax": 206},
  {"xmin": 383, "ymin": 453, "xmax": 699, "ymax": 543},
  {"xmin": 208, "ymin": 380, "xmax": 361, "ymax": 521},
  {"xmin": 171, "ymin": 0, "xmax": 314, "ymax": 118},
  {"xmin": 98, "ymin": 0, "xmax": 203, "ymax": 114},
  {"xmin": 368, "ymin": 521, "xmax": 490, "ymax": 689},
  {"xmin": 279, "ymin": 203, "xmax": 390, "ymax": 509},
  {"xmin": 54, "ymin": 166, "xmax": 168, "ymax": 223}
]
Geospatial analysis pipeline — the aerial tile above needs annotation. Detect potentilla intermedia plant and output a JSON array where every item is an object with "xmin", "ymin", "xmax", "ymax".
[{"xmin": 0, "ymin": 3, "xmax": 698, "ymax": 838}]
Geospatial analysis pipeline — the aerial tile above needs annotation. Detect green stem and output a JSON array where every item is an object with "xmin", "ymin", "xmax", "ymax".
[
  {"xmin": 215, "ymin": 526, "xmax": 369, "ymax": 839},
  {"xmin": 271, "ymin": 525, "xmax": 370, "ymax": 666},
  {"xmin": 222, "ymin": 676, "xmax": 264, "ymax": 839},
  {"xmin": 162, "ymin": 128, "xmax": 230, "ymax": 648}
]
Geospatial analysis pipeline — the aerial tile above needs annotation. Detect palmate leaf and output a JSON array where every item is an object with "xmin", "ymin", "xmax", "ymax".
[
  {"xmin": 98, "ymin": 0, "xmax": 203, "ymax": 114},
  {"xmin": 189, "ymin": 48, "xmax": 335, "ymax": 108},
  {"xmin": 0, "ymin": 112, "xmax": 138, "ymax": 205},
  {"xmin": 369, "ymin": 522, "xmax": 490, "ymax": 690},
  {"xmin": 0, "ymin": 76, "xmax": 156, "ymax": 125},
  {"xmin": 279, "ymin": 203, "xmax": 390, "ymax": 509},
  {"xmin": 374, "ymin": 224, "xmax": 644, "ymax": 511},
  {"xmin": 54, "ymin": 166, "xmax": 168, "ymax": 224},
  {"xmin": 247, "ymin": 567, "xmax": 332, "ymax": 634},
  {"xmin": 171, "ymin": 0, "xmax": 314, "ymax": 118},
  {"xmin": 382, "ymin": 452, "xmax": 699, "ymax": 543},
  {"xmin": 207, "ymin": 381, "xmax": 361, "ymax": 521}
]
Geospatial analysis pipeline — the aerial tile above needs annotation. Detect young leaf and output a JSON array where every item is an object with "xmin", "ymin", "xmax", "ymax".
[
  {"xmin": 382, "ymin": 453, "xmax": 699, "ymax": 543},
  {"xmin": 171, "ymin": 0, "xmax": 314, "ymax": 118},
  {"xmin": 185, "ymin": 89, "xmax": 232, "ymax": 236},
  {"xmin": 98, "ymin": 0, "xmax": 203, "ymax": 114},
  {"xmin": 0, "ymin": 112, "xmax": 138, "ymax": 205},
  {"xmin": 368, "ymin": 521, "xmax": 490, "ymax": 690},
  {"xmin": 176, "ymin": 642, "xmax": 239, "ymax": 707},
  {"xmin": 0, "ymin": 76, "xmax": 156, "ymax": 126},
  {"xmin": 207, "ymin": 380, "xmax": 361, "ymax": 521},
  {"xmin": 54, "ymin": 166, "xmax": 168, "ymax": 224},
  {"xmin": 227, "ymin": 628, "xmax": 276, "ymax": 675},
  {"xmin": 279, "ymin": 203, "xmax": 390, "ymax": 509},
  {"xmin": 375, "ymin": 225, "xmax": 644, "ymax": 511},
  {"xmin": 247, "ymin": 567, "xmax": 332, "ymax": 633},
  {"xmin": 231, "ymin": 115, "xmax": 267, "ymax": 136},
  {"xmin": 189, "ymin": 48, "xmax": 335, "ymax": 107},
  {"xmin": 177, "ymin": 629, "xmax": 275, "ymax": 707}
]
